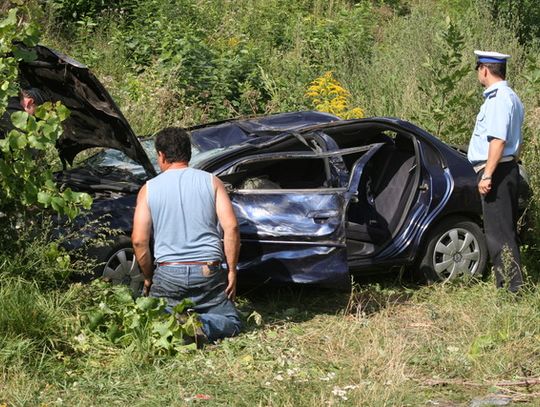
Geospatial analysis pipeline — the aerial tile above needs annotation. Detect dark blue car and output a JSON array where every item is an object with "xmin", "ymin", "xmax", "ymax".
[{"xmin": 18, "ymin": 45, "xmax": 529, "ymax": 291}]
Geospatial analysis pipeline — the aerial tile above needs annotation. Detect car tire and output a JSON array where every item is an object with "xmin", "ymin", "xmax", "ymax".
[
  {"xmin": 416, "ymin": 217, "xmax": 488, "ymax": 284},
  {"xmin": 99, "ymin": 236, "xmax": 144, "ymax": 295}
]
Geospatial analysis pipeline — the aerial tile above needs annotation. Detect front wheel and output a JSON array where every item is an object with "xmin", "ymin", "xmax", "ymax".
[
  {"xmin": 99, "ymin": 236, "xmax": 144, "ymax": 295},
  {"xmin": 416, "ymin": 217, "xmax": 488, "ymax": 283}
]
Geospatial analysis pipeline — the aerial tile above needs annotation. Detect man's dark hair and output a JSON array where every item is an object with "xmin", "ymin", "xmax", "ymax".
[
  {"xmin": 154, "ymin": 127, "xmax": 192, "ymax": 163},
  {"xmin": 476, "ymin": 62, "xmax": 506, "ymax": 79},
  {"xmin": 19, "ymin": 87, "xmax": 46, "ymax": 105}
]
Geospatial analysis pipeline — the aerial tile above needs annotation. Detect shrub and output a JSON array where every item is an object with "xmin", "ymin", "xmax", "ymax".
[
  {"xmin": 414, "ymin": 17, "xmax": 476, "ymax": 145},
  {"xmin": 0, "ymin": 7, "xmax": 92, "ymax": 221},
  {"xmin": 79, "ymin": 279, "xmax": 203, "ymax": 355},
  {"xmin": 0, "ymin": 6, "xmax": 94, "ymax": 287}
]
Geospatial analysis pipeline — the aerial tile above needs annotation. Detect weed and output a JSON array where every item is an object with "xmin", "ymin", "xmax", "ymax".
[{"xmin": 79, "ymin": 279, "xmax": 202, "ymax": 355}]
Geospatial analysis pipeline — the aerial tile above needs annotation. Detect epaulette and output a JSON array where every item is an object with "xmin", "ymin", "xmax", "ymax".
[{"xmin": 486, "ymin": 89, "xmax": 498, "ymax": 99}]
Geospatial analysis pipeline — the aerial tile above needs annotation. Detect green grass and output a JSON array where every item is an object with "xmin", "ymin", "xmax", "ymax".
[
  {"xmin": 2, "ymin": 1, "xmax": 540, "ymax": 405},
  {"xmin": 2, "ymin": 278, "xmax": 540, "ymax": 406}
]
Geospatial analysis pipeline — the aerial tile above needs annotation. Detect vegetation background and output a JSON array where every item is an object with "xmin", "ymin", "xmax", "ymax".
[{"xmin": 1, "ymin": 0, "xmax": 540, "ymax": 405}]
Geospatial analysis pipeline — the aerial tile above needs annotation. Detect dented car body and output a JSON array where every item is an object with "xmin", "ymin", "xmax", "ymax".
[{"xmin": 15, "ymin": 45, "xmax": 529, "ymax": 289}]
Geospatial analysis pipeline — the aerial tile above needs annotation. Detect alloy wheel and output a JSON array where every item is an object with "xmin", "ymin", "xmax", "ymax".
[
  {"xmin": 432, "ymin": 227, "xmax": 481, "ymax": 282},
  {"xmin": 102, "ymin": 247, "xmax": 144, "ymax": 294}
]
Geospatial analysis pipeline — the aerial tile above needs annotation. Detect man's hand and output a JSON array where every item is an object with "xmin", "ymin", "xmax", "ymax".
[
  {"xmin": 478, "ymin": 178, "xmax": 492, "ymax": 195},
  {"xmin": 225, "ymin": 269, "xmax": 237, "ymax": 300},
  {"xmin": 143, "ymin": 278, "xmax": 153, "ymax": 296},
  {"xmin": 479, "ymin": 138, "xmax": 504, "ymax": 196},
  {"xmin": 214, "ymin": 175, "xmax": 240, "ymax": 301}
]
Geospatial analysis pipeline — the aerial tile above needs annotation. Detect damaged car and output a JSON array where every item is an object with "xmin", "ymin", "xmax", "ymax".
[{"xmin": 14, "ymin": 44, "xmax": 529, "ymax": 291}]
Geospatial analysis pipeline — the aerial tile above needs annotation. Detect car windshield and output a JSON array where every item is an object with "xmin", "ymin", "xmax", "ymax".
[{"xmin": 81, "ymin": 138, "xmax": 240, "ymax": 178}]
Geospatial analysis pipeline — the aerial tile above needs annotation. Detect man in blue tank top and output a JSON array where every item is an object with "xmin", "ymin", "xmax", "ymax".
[{"xmin": 132, "ymin": 127, "xmax": 241, "ymax": 344}]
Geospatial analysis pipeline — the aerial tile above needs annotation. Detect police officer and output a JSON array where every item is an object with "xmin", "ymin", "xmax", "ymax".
[{"xmin": 468, "ymin": 50, "xmax": 524, "ymax": 292}]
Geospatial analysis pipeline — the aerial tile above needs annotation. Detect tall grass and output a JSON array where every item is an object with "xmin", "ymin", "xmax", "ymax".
[
  {"xmin": 2, "ymin": 283, "xmax": 540, "ymax": 405},
  {"xmin": 0, "ymin": 275, "xmax": 82, "ymax": 403}
]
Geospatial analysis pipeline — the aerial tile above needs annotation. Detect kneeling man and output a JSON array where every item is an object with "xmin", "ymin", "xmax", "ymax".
[{"xmin": 132, "ymin": 127, "xmax": 242, "ymax": 343}]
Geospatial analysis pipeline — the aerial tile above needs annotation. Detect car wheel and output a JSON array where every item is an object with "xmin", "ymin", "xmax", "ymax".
[
  {"xmin": 417, "ymin": 217, "xmax": 488, "ymax": 283},
  {"xmin": 100, "ymin": 236, "xmax": 144, "ymax": 295}
]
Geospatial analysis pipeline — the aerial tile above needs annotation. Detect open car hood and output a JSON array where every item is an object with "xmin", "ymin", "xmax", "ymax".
[{"xmin": 17, "ymin": 44, "xmax": 156, "ymax": 177}]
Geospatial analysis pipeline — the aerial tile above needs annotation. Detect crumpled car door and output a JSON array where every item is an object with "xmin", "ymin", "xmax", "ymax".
[
  {"xmin": 220, "ymin": 152, "xmax": 349, "ymax": 289},
  {"xmin": 219, "ymin": 144, "xmax": 385, "ymax": 289}
]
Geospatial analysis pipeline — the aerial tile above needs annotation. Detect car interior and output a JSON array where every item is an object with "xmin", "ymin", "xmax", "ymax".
[
  {"xmin": 325, "ymin": 124, "xmax": 420, "ymax": 257},
  {"xmin": 219, "ymin": 123, "xmax": 420, "ymax": 257}
]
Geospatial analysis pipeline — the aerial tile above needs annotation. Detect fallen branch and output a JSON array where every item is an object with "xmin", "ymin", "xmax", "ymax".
[
  {"xmin": 421, "ymin": 377, "xmax": 540, "ymax": 387},
  {"xmin": 496, "ymin": 378, "xmax": 540, "ymax": 387}
]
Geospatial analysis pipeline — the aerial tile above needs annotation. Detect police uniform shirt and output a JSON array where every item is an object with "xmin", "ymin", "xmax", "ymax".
[{"xmin": 468, "ymin": 80, "xmax": 524, "ymax": 164}]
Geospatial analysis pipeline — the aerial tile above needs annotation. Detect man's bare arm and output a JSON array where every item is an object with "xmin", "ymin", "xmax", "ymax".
[
  {"xmin": 214, "ymin": 176, "xmax": 240, "ymax": 300},
  {"xmin": 479, "ymin": 138, "xmax": 505, "ymax": 196},
  {"xmin": 131, "ymin": 184, "xmax": 154, "ymax": 295}
]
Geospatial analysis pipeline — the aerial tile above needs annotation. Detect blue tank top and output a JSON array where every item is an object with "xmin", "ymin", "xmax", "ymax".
[{"xmin": 146, "ymin": 168, "xmax": 223, "ymax": 263}]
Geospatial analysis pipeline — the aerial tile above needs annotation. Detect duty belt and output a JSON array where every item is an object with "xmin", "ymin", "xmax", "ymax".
[{"xmin": 473, "ymin": 156, "xmax": 516, "ymax": 173}]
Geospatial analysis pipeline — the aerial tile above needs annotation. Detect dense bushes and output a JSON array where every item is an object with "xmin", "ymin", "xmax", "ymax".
[
  {"xmin": 487, "ymin": 0, "xmax": 540, "ymax": 44},
  {"xmin": 0, "ymin": 7, "xmax": 93, "ymax": 285},
  {"xmin": 41, "ymin": 0, "xmax": 376, "ymax": 128}
]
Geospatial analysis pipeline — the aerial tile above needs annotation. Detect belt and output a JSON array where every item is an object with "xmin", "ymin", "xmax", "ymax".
[
  {"xmin": 473, "ymin": 156, "xmax": 516, "ymax": 173},
  {"xmin": 157, "ymin": 260, "xmax": 221, "ymax": 266}
]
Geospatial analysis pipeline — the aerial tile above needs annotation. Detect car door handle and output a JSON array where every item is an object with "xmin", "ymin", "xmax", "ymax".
[{"xmin": 308, "ymin": 210, "xmax": 339, "ymax": 222}]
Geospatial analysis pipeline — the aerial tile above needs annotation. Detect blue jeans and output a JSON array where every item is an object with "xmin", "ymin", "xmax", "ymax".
[{"xmin": 149, "ymin": 264, "xmax": 242, "ymax": 342}]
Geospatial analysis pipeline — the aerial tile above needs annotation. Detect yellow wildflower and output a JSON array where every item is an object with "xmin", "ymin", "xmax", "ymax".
[{"xmin": 305, "ymin": 71, "xmax": 364, "ymax": 119}]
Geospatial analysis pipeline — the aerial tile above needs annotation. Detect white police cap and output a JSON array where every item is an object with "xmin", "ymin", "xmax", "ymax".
[{"xmin": 474, "ymin": 50, "xmax": 511, "ymax": 64}]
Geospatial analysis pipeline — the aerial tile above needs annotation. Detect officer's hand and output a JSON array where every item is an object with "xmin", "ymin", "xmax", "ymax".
[{"xmin": 478, "ymin": 178, "xmax": 492, "ymax": 196}]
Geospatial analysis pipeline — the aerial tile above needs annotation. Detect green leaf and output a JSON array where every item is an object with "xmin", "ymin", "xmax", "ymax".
[
  {"xmin": 41, "ymin": 123, "xmax": 56, "ymax": 138},
  {"xmin": 64, "ymin": 206, "xmax": 78, "ymax": 220},
  {"xmin": 9, "ymin": 133, "xmax": 27, "ymax": 149},
  {"xmin": 51, "ymin": 196, "xmax": 65, "ymax": 211},
  {"xmin": 469, "ymin": 335, "xmax": 495, "ymax": 358},
  {"xmin": 172, "ymin": 298, "xmax": 195, "ymax": 314},
  {"xmin": 128, "ymin": 313, "xmax": 142, "ymax": 330},
  {"xmin": 17, "ymin": 134, "xmax": 28, "ymax": 150},
  {"xmin": 79, "ymin": 193, "xmax": 93, "ymax": 209},
  {"xmin": 154, "ymin": 336, "xmax": 173, "ymax": 351},
  {"xmin": 0, "ymin": 8, "xmax": 17, "ymax": 29},
  {"xmin": 87, "ymin": 311, "xmax": 105, "ymax": 331},
  {"xmin": 107, "ymin": 323, "xmax": 123, "ymax": 343},
  {"xmin": 22, "ymin": 24, "xmax": 40, "ymax": 47},
  {"xmin": 25, "ymin": 116, "xmax": 37, "ymax": 132},
  {"xmin": 113, "ymin": 286, "xmax": 135, "ymax": 305},
  {"xmin": 34, "ymin": 104, "xmax": 48, "ymax": 120},
  {"xmin": 62, "ymin": 188, "xmax": 73, "ymax": 201},
  {"xmin": 11, "ymin": 111, "xmax": 28, "ymax": 130},
  {"xmin": 152, "ymin": 320, "xmax": 173, "ymax": 338},
  {"xmin": 37, "ymin": 191, "xmax": 52, "ymax": 206},
  {"xmin": 180, "ymin": 342, "xmax": 197, "ymax": 351},
  {"xmin": 56, "ymin": 104, "xmax": 71, "ymax": 121},
  {"xmin": 136, "ymin": 296, "xmax": 161, "ymax": 312}
]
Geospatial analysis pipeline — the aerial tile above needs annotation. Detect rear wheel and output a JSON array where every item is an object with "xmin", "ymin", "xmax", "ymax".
[
  {"xmin": 100, "ymin": 236, "xmax": 144, "ymax": 295},
  {"xmin": 417, "ymin": 217, "xmax": 488, "ymax": 283}
]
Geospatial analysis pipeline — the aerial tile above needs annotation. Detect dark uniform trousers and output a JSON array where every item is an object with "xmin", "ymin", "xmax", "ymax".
[{"xmin": 481, "ymin": 161, "xmax": 523, "ymax": 291}]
